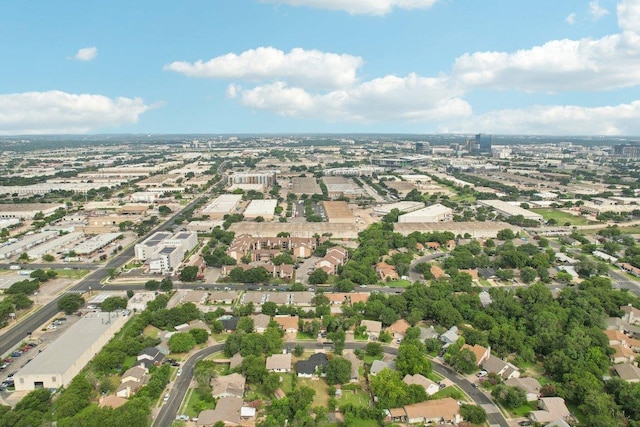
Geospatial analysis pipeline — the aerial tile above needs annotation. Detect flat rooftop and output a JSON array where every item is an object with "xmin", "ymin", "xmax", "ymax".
[
  {"xmin": 15, "ymin": 312, "xmax": 123, "ymax": 377},
  {"xmin": 243, "ymin": 199, "xmax": 278, "ymax": 217},
  {"xmin": 203, "ymin": 194, "xmax": 243, "ymax": 214}
]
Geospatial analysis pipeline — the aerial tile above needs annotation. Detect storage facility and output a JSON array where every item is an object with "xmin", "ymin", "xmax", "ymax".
[
  {"xmin": 243, "ymin": 200, "xmax": 278, "ymax": 220},
  {"xmin": 0, "ymin": 203, "xmax": 66, "ymax": 220},
  {"xmin": 291, "ymin": 177, "xmax": 322, "ymax": 196},
  {"xmin": 13, "ymin": 311, "xmax": 128, "ymax": 391},
  {"xmin": 477, "ymin": 200, "xmax": 543, "ymax": 221},
  {"xmin": 202, "ymin": 194, "xmax": 243, "ymax": 219},
  {"xmin": 398, "ymin": 203, "xmax": 453, "ymax": 223},
  {"xmin": 372, "ymin": 201, "xmax": 424, "ymax": 216},
  {"xmin": 322, "ymin": 201, "xmax": 355, "ymax": 224}
]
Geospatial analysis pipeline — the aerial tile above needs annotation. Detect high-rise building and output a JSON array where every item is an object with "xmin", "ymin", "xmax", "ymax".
[
  {"xmin": 613, "ymin": 143, "xmax": 640, "ymax": 159},
  {"xmin": 476, "ymin": 134, "xmax": 492, "ymax": 153}
]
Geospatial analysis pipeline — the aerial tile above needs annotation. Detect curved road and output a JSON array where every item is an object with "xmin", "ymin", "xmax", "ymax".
[
  {"xmin": 0, "ymin": 196, "xmax": 204, "ymax": 358},
  {"xmin": 154, "ymin": 341, "xmax": 508, "ymax": 427}
]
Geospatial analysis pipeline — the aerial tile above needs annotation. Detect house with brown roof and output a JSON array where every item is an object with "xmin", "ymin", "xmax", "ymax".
[
  {"xmin": 426, "ymin": 242, "xmax": 441, "ymax": 250},
  {"xmin": 343, "ymin": 351, "xmax": 361, "ymax": 382},
  {"xmin": 387, "ymin": 397, "xmax": 461, "ymax": 425},
  {"xmin": 621, "ymin": 303, "xmax": 640, "ymax": 324},
  {"xmin": 211, "ymin": 373, "xmax": 246, "ymax": 398},
  {"xmin": 375, "ymin": 262, "xmax": 399, "ymax": 281},
  {"xmin": 196, "ymin": 396, "xmax": 243, "ymax": 427},
  {"xmin": 403, "ymin": 374, "xmax": 439, "ymax": 395},
  {"xmin": 251, "ymin": 313, "xmax": 271, "ymax": 334},
  {"xmin": 116, "ymin": 366, "xmax": 149, "ymax": 398},
  {"xmin": 361, "ymin": 320, "xmax": 383, "ymax": 340},
  {"xmin": 430, "ymin": 265, "xmax": 447, "ymax": 279},
  {"xmin": 387, "ymin": 319, "xmax": 411, "ymax": 340},
  {"xmin": 482, "ymin": 355, "xmax": 520, "ymax": 379},
  {"xmin": 505, "ymin": 377, "xmax": 542, "ymax": 402},
  {"xmin": 619, "ymin": 263, "xmax": 640, "ymax": 278},
  {"xmin": 613, "ymin": 363, "xmax": 640, "ymax": 382},
  {"xmin": 327, "ymin": 292, "xmax": 369, "ymax": 305},
  {"xmin": 273, "ymin": 315, "xmax": 299, "ymax": 333},
  {"xmin": 266, "ymin": 353, "xmax": 292, "ymax": 373},
  {"xmin": 461, "ymin": 344, "xmax": 490, "ymax": 366},
  {"xmin": 314, "ymin": 246, "xmax": 349, "ymax": 275},
  {"xmin": 611, "ymin": 344, "xmax": 636, "ymax": 364},
  {"xmin": 529, "ymin": 397, "xmax": 570, "ymax": 424}
]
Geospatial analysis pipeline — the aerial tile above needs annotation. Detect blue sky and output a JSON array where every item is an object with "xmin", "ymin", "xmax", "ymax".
[{"xmin": 1, "ymin": 0, "xmax": 639, "ymax": 135}]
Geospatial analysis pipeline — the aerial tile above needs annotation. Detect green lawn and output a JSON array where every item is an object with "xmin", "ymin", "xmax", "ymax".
[
  {"xmin": 427, "ymin": 371, "xmax": 444, "ymax": 382},
  {"xmin": 384, "ymin": 279, "xmax": 411, "ymax": 288},
  {"xmin": 582, "ymin": 224, "xmax": 640, "ymax": 235},
  {"xmin": 363, "ymin": 354, "xmax": 383, "ymax": 364},
  {"xmin": 297, "ymin": 377, "xmax": 330, "ymax": 407},
  {"xmin": 182, "ymin": 389, "xmax": 215, "ymax": 418},
  {"xmin": 55, "ymin": 269, "xmax": 91, "ymax": 279},
  {"xmin": 296, "ymin": 332, "xmax": 317, "ymax": 340},
  {"xmin": 280, "ymin": 373, "xmax": 295, "ymax": 394},
  {"xmin": 338, "ymin": 388, "xmax": 370, "ymax": 407},
  {"xmin": 431, "ymin": 386, "xmax": 464, "ymax": 400},
  {"xmin": 121, "ymin": 355, "xmax": 137, "ymax": 371},
  {"xmin": 530, "ymin": 209, "xmax": 594, "ymax": 226},
  {"xmin": 508, "ymin": 403, "xmax": 535, "ymax": 418}
]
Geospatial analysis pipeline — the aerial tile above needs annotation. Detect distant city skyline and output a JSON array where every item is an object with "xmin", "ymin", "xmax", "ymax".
[{"xmin": 2, "ymin": 0, "xmax": 640, "ymax": 136}]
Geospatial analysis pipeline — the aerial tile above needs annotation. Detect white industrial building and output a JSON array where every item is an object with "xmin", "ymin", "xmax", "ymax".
[
  {"xmin": 13, "ymin": 311, "xmax": 128, "ymax": 391},
  {"xmin": 202, "ymin": 194, "xmax": 243, "ymax": 219},
  {"xmin": 74, "ymin": 233, "xmax": 122, "ymax": 256},
  {"xmin": 398, "ymin": 203, "xmax": 453, "ymax": 223},
  {"xmin": 163, "ymin": 231, "xmax": 198, "ymax": 250},
  {"xmin": 243, "ymin": 199, "xmax": 278, "ymax": 220},
  {"xmin": 128, "ymin": 192, "xmax": 161, "ymax": 203},
  {"xmin": 0, "ymin": 218, "xmax": 20, "ymax": 229},
  {"xmin": 0, "ymin": 203, "xmax": 65, "ymax": 219},
  {"xmin": 477, "ymin": 200, "xmax": 543, "ymax": 221},
  {"xmin": 373, "ymin": 201, "xmax": 424, "ymax": 216},
  {"xmin": 148, "ymin": 246, "xmax": 185, "ymax": 274},
  {"xmin": 0, "ymin": 230, "xmax": 59, "ymax": 260},
  {"xmin": 26, "ymin": 232, "xmax": 83, "ymax": 259},
  {"xmin": 134, "ymin": 232, "xmax": 172, "ymax": 260}
]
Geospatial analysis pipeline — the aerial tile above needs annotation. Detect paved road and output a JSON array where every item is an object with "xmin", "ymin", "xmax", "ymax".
[
  {"xmin": 408, "ymin": 252, "xmax": 449, "ymax": 282},
  {"xmin": 154, "ymin": 341, "xmax": 509, "ymax": 427},
  {"xmin": 0, "ymin": 197, "xmax": 204, "ymax": 358},
  {"xmin": 0, "ymin": 263, "xmax": 99, "ymax": 270}
]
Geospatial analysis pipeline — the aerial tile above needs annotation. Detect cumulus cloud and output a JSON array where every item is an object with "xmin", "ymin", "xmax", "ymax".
[
  {"xmin": 72, "ymin": 46, "xmax": 98, "ymax": 61},
  {"xmin": 261, "ymin": 0, "xmax": 440, "ymax": 15},
  {"xmin": 233, "ymin": 74, "xmax": 471, "ymax": 122},
  {"xmin": 566, "ymin": 12, "xmax": 577, "ymax": 25},
  {"xmin": 618, "ymin": 0, "xmax": 640, "ymax": 32},
  {"xmin": 165, "ymin": 47, "xmax": 363, "ymax": 89},
  {"xmin": 0, "ymin": 90, "xmax": 150, "ymax": 135},
  {"xmin": 589, "ymin": 0, "xmax": 609, "ymax": 20},
  {"xmin": 447, "ymin": 101, "xmax": 640, "ymax": 135}
]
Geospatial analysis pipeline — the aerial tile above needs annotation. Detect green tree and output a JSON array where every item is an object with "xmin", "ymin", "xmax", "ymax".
[
  {"xmin": 145, "ymin": 280, "xmax": 159, "ymax": 291},
  {"xmin": 460, "ymin": 404, "xmax": 487, "ymax": 424},
  {"xmin": 100, "ymin": 296, "xmax": 128, "ymax": 312},
  {"xmin": 158, "ymin": 205, "xmax": 172, "ymax": 216},
  {"xmin": 293, "ymin": 344, "xmax": 304, "ymax": 357},
  {"xmin": 308, "ymin": 269, "xmax": 329, "ymax": 285},
  {"xmin": 168, "ymin": 332, "xmax": 197, "ymax": 353},
  {"xmin": 189, "ymin": 328, "xmax": 209, "ymax": 344},
  {"xmin": 261, "ymin": 301, "xmax": 277, "ymax": 316},
  {"xmin": 180, "ymin": 266, "xmax": 199, "ymax": 282},
  {"xmin": 497, "ymin": 229, "xmax": 515, "ymax": 240},
  {"xmin": 326, "ymin": 357, "xmax": 352, "ymax": 385},
  {"xmin": 160, "ymin": 277, "xmax": 174, "ymax": 292},
  {"xmin": 396, "ymin": 343, "xmax": 431, "ymax": 376},
  {"xmin": 366, "ymin": 342, "xmax": 383, "ymax": 357},
  {"xmin": 519, "ymin": 266, "xmax": 537, "ymax": 284},
  {"xmin": 42, "ymin": 254, "xmax": 55, "ymax": 262},
  {"xmin": 58, "ymin": 293, "xmax": 84, "ymax": 314}
]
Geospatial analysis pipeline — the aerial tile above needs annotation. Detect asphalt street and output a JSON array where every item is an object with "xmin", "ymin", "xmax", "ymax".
[{"xmin": 153, "ymin": 341, "xmax": 509, "ymax": 427}]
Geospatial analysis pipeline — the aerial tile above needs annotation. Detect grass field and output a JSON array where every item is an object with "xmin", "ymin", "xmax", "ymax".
[
  {"xmin": 338, "ymin": 388, "xmax": 370, "ymax": 407},
  {"xmin": 182, "ymin": 389, "xmax": 215, "ymax": 418},
  {"xmin": 363, "ymin": 354, "xmax": 383, "ymax": 364},
  {"xmin": 582, "ymin": 225, "xmax": 640, "ymax": 235},
  {"xmin": 530, "ymin": 208, "xmax": 595, "ymax": 225},
  {"xmin": 55, "ymin": 269, "xmax": 91, "ymax": 279},
  {"xmin": 384, "ymin": 279, "xmax": 411, "ymax": 288},
  {"xmin": 297, "ymin": 377, "xmax": 330, "ymax": 407},
  {"xmin": 431, "ymin": 385, "xmax": 465, "ymax": 400}
]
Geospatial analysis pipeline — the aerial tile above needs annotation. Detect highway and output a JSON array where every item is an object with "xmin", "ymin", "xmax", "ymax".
[
  {"xmin": 154, "ymin": 341, "xmax": 508, "ymax": 427},
  {"xmin": 0, "ymin": 196, "xmax": 204, "ymax": 358}
]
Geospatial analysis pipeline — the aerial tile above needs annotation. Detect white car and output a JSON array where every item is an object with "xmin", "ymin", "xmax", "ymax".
[
  {"xmin": 476, "ymin": 370, "xmax": 488, "ymax": 377},
  {"xmin": 177, "ymin": 369, "xmax": 183, "ymax": 376},
  {"xmin": 163, "ymin": 393, "xmax": 170, "ymax": 402}
]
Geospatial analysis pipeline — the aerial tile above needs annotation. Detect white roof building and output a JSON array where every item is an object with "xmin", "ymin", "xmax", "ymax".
[
  {"xmin": 74, "ymin": 233, "xmax": 121, "ymax": 255},
  {"xmin": 477, "ymin": 200, "xmax": 543, "ymax": 221},
  {"xmin": 243, "ymin": 199, "xmax": 278, "ymax": 220},
  {"xmin": 373, "ymin": 201, "xmax": 424, "ymax": 216},
  {"xmin": 202, "ymin": 194, "xmax": 243, "ymax": 219},
  {"xmin": 398, "ymin": 203, "xmax": 453, "ymax": 223},
  {"xmin": 14, "ymin": 311, "xmax": 128, "ymax": 391}
]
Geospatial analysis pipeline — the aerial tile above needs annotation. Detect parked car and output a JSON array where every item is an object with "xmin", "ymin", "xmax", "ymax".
[{"xmin": 476, "ymin": 370, "xmax": 488, "ymax": 377}]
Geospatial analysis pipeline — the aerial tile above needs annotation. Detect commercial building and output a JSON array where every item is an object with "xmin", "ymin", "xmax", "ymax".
[
  {"xmin": 476, "ymin": 133, "xmax": 493, "ymax": 153},
  {"xmin": 243, "ymin": 199, "xmax": 278, "ymax": 220},
  {"xmin": 74, "ymin": 233, "xmax": 121, "ymax": 256},
  {"xmin": 397, "ymin": 203, "xmax": 453, "ymax": 223},
  {"xmin": 291, "ymin": 177, "xmax": 322, "ymax": 196},
  {"xmin": 0, "ymin": 203, "xmax": 66, "ymax": 220},
  {"xmin": 226, "ymin": 171, "xmax": 276, "ymax": 187},
  {"xmin": 135, "ymin": 231, "xmax": 198, "ymax": 274},
  {"xmin": 202, "ymin": 194, "xmax": 243, "ymax": 219},
  {"xmin": 372, "ymin": 201, "xmax": 424, "ymax": 216},
  {"xmin": 394, "ymin": 221, "xmax": 520, "ymax": 239},
  {"xmin": 322, "ymin": 201, "xmax": 355, "ymax": 224},
  {"xmin": 0, "ymin": 230, "xmax": 59, "ymax": 260},
  {"xmin": 322, "ymin": 176, "xmax": 364, "ymax": 200},
  {"xmin": 148, "ymin": 246, "xmax": 185, "ymax": 274},
  {"xmin": 26, "ymin": 232, "xmax": 83, "ymax": 259},
  {"xmin": 477, "ymin": 200, "xmax": 543, "ymax": 221},
  {"xmin": 134, "ymin": 232, "xmax": 172, "ymax": 260},
  {"xmin": 14, "ymin": 311, "xmax": 128, "ymax": 391}
]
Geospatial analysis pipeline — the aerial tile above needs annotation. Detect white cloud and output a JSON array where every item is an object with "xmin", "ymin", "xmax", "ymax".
[
  {"xmin": 0, "ymin": 90, "xmax": 150, "ymax": 135},
  {"xmin": 618, "ymin": 0, "xmax": 640, "ymax": 33},
  {"xmin": 165, "ymin": 47, "xmax": 363, "ymax": 89},
  {"xmin": 589, "ymin": 0, "xmax": 609, "ymax": 20},
  {"xmin": 72, "ymin": 46, "xmax": 98, "ymax": 61},
  {"xmin": 234, "ymin": 74, "xmax": 471, "ymax": 122},
  {"xmin": 447, "ymin": 101, "xmax": 640, "ymax": 135},
  {"xmin": 566, "ymin": 12, "xmax": 577, "ymax": 25},
  {"xmin": 261, "ymin": 0, "xmax": 440, "ymax": 15}
]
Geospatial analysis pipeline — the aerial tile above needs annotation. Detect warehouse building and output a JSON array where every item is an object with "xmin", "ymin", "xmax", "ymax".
[
  {"xmin": 398, "ymin": 203, "xmax": 453, "ymax": 223},
  {"xmin": 202, "ymin": 194, "xmax": 243, "ymax": 219},
  {"xmin": 0, "ymin": 230, "xmax": 59, "ymax": 260},
  {"xmin": 74, "ymin": 233, "xmax": 122, "ymax": 256},
  {"xmin": 26, "ymin": 232, "xmax": 83, "ymax": 259},
  {"xmin": 477, "ymin": 200, "xmax": 543, "ymax": 221},
  {"xmin": 322, "ymin": 176, "xmax": 364, "ymax": 200},
  {"xmin": 243, "ymin": 199, "xmax": 278, "ymax": 220},
  {"xmin": 373, "ymin": 201, "xmax": 424, "ymax": 216},
  {"xmin": 0, "ymin": 203, "xmax": 66, "ymax": 220},
  {"xmin": 395, "ymin": 221, "xmax": 520, "ymax": 239},
  {"xmin": 14, "ymin": 311, "xmax": 128, "ymax": 391},
  {"xmin": 322, "ymin": 201, "xmax": 355, "ymax": 224},
  {"xmin": 291, "ymin": 177, "xmax": 322, "ymax": 196}
]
